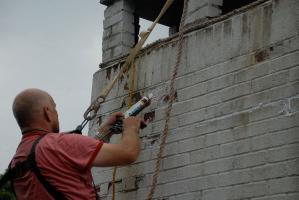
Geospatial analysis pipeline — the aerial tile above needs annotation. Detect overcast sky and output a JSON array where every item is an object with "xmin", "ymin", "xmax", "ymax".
[
  {"xmin": 0, "ymin": 0, "xmax": 168, "ymax": 173},
  {"xmin": 0, "ymin": 0, "xmax": 106, "ymax": 173}
]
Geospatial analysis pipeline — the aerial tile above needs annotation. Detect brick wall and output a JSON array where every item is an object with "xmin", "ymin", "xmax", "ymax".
[
  {"xmin": 90, "ymin": 0, "xmax": 299, "ymax": 199},
  {"xmin": 102, "ymin": 0, "xmax": 136, "ymax": 62},
  {"xmin": 186, "ymin": 0, "xmax": 223, "ymax": 24}
]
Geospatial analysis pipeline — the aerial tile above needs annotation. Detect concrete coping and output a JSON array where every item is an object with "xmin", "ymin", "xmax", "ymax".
[{"xmin": 99, "ymin": 0, "xmax": 271, "ymax": 69}]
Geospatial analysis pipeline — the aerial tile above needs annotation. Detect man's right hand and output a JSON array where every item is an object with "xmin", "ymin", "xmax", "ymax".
[
  {"xmin": 123, "ymin": 117, "xmax": 142, "ymax": 132},
  {"xmin": 92, "ymin": 116, "xmax": 142, "ymax": 167},
  {"xmin": 99, "ymin": 112, "xmax": 124, "ymax": 135}
]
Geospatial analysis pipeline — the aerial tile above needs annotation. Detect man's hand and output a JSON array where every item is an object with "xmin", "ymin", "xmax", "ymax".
[
  {"xmin": 92, "ymin": 116, "xmax": 142, "ymax": 167},
  {"xmin": 123, "ymin": 117, "xmax": 142, "ymax": 132},
  {"xmin": 99, "ymin": 112, "xmax": 123, "ymax": 135}
]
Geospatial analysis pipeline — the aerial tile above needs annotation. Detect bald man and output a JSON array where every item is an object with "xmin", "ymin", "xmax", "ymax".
[{"xmin": 9, "ymin": 88, "xmax": 142, "ymax": 200}]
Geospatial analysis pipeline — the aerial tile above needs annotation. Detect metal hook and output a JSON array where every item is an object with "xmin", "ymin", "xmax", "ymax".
[{"xmin": 83, "ymin": 96, "xmax": 105, "ymax": 121}]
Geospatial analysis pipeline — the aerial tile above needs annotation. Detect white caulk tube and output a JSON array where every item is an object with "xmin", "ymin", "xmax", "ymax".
[
  {"xmin": 124, "ymin": 93, "xmax": 153, "ymax": 118},
  {"xmin": 107, "ymin": 93, "xmax": 153, "ymax": 135}
]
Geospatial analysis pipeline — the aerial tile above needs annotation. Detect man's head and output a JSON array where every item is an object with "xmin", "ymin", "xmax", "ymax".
[{"xmin": 12, "ymin": 88, "xmax": 60, "ymax": 133}]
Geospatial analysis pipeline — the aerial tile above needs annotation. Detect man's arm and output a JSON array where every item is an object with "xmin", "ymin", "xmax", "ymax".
[{"xmin": 92, "ymin": 116, "xmax": 141, "ymax": 167}]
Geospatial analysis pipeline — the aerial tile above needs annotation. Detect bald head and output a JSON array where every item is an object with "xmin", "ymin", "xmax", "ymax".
[{"xmin": 13, "ymin": 88, "xmax": 59, "ymax": 133}]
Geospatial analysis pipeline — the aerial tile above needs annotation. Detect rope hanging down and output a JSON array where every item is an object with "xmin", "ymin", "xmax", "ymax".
[
  {"xmin": 77, "ymin": 0, "xmax": 186, "ymax": 199},
  {"xmin": 147, "ymin": 0, "xmax": 189, "ymax": 199},
  {"xmin": 72, "ymin": 0, "xmax": 175, "ymax": 134},
  {"xmin": 111, "ymin": 60, "xmax": 136, "ymax": 200},
  {"xmin": 82, "ymin": 0, "xmax": 176, "ymax": 124},
  {"xmin": 112, "ymin": 60, "xmax": 137, "ymax": 200},
  {"xmin": 96, "ymin": 1, "xmax": 176, "ymax": 198}
]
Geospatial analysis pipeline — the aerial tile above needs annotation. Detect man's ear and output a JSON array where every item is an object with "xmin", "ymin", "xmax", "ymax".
[{"xmin": 43, "ymin": 107, "xmax": 52, "ymax": 122}]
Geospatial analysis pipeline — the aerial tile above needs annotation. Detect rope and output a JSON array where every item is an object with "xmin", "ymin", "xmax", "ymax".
[
  {"xmin": 147, "ymin": 0, "xmax": 189, "ymax": 199},
  {"xmin": 84, "ymin": 0, "xmax": 177, "ymax": 132},
  {"xmin": 86, "ymin": 0, "xmax": 178, "ymax": 198},
  {"xmin": 111, "ymin": 166, "xmax": 117, "ymax": 200},
  {"xmin": 83, "ymin": 0, "xmax": 176, "ymax": 122},
  {"xmin": 95, "ymin": 0, "xmax": 269, "ymax": 197},
  {"xmin": 90, "ymin": 1, "xmax": 176, "ymax": 195},
  {"xmin": 111, "ymin": 60, "xmax": 137, "ymax": 200},
  {"xmin": 128, "ymin": 62, "xmax": 137, "ymax": 108}
]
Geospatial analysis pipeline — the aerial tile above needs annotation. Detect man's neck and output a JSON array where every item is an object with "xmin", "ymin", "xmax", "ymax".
[{"xmin": 21, "ymin": 127, "xmax": 51, "ymax": 135}]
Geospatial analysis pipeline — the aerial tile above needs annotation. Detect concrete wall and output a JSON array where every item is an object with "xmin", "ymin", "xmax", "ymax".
[
  {"xmin": 101, "ymin": 0, "xmax": 224, "ymax": 61},
  {"xmin": 102, "ymin": 0, "xmax": 136, "ymax": 62},
  {"xmin": 186, "ymin": 0, "xmax": 223, "ymax": 24},
  {"xmin": 90, "ymin": 0, "xmax": 299, "ymax": 199}
]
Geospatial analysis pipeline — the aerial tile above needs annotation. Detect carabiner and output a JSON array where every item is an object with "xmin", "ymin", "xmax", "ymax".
[{"xmin": 83, "ymin": 96, "xmax": 105, "ymax": 121}]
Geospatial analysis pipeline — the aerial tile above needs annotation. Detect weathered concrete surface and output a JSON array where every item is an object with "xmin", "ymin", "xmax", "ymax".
[
  {"xmin": 101, "ymin": 0, "xmax": 224, "ymax": 61},
  {"xmin": 90, "ymin": 0, "xmax": 299, "ymax": 199},
  {"xmin": 186, "ymin": 0, "xmax": 223, "ymax": 24},
  {"xmin": 102, "ymin": 0, "xmax": 135, "ymax": 62}
]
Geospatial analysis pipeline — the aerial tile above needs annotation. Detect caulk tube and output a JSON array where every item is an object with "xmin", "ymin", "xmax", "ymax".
[
  {"xmin": 109, "ymin": 93, "xmax": 153, "ymax": 134},
  {"xmin": 124, "ymin": 93, "xmax": 153, "ymax": 118}
]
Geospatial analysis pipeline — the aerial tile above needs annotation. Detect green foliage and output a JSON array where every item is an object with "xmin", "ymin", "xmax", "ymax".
[
  {"xmin": 0, "ymin": 190, "xmax": 15, "ymax": 200},
  {"xmin": 0, "ymin": 173, "xmax": 15, "ymax": 200}
]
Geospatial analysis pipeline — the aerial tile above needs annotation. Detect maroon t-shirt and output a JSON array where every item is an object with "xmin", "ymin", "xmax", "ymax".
[{"xmin": 11, "ymin": 131, "xmax": 103, "ymax": 200}]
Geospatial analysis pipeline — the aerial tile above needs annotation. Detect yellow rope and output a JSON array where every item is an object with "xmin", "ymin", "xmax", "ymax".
[
  {"xmin": 104, "ymin": 0, "xmax": 270, "ymax": 198},
  {"xmin": 111, "ymin": 166, "xmax": 117, "ymax": 200},
  {"xmin": 84, "ymin": 0, "xmax": 176, "ymax": 121},
  {"xmin": 90, "ymin": 1, "xmax": 175, "ymax": 199},
  {"xmin": 128, "ymin": 62, "xmax": 137, "ymax": 108},
  {"xmin": 111, "ymin": 60, "xmax": 137, "ymax": 200},
  {"xmin": 100, "ymin": 0, "xmax": 175, "ymax": 99}
]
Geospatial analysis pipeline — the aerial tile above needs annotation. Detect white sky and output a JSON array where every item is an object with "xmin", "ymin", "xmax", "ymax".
[{"xmin": 0, "ymin": 0, "xmax": 168, "ymax": 173}]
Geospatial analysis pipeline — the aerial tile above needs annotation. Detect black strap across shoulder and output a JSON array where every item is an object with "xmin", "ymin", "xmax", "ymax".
[
  {"xmin": 28, "ymin": 135, "xmax": 67, "ymax": 200},
  {"xmin": 0, "ymin": 134, "xmax": 67, "ymax": 200}
]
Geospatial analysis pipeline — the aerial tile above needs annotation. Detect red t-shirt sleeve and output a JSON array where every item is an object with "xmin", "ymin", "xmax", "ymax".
[{"xmin": 53, "ymin": 134, "xmax": 103, "ymax": 171}]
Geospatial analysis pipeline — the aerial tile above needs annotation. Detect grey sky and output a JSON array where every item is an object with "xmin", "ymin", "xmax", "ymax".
[
  {"xmin": 0, "ymin": 0, "xmax": 104, "ymax": 173},
  {"xmin": 0, "ymin": 0, "xmax": 168, "ymax": 173}
]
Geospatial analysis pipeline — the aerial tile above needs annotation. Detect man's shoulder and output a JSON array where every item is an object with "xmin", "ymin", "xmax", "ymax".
[
  {"xmin": 37, "ymin": 133, "xmax": 103, "ymax": 171},
  {"xmin": 44, "ymin": 132, "xmax": 88, "ymax": 140},
  {"xmin": 40, "ymin": 133, "xmax": 100, "ymax": 149}
]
